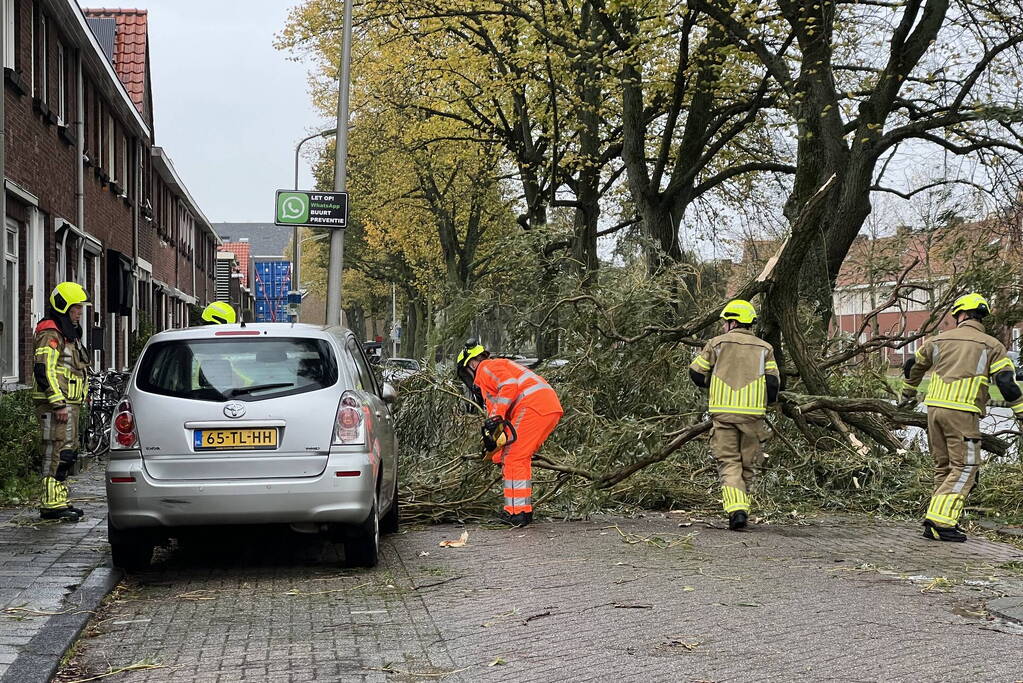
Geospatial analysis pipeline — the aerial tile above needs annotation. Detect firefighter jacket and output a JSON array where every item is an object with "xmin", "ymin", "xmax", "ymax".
[
  {"xmin": 689, "ymin": 329, "xmax": 780, "ymax": 417},
  {"xmin": 32, "ymin": 320, "xmax": 90, "ymax": 407},
  {"xmin": 474, "ymin": 358, "xmax": 563, "ymax": 420},
  {"xmin": 904, "ymin": 319, "xmax": 1023, "ymax": 416}
]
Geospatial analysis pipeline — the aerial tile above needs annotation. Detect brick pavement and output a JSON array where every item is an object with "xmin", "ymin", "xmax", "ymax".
[
  {"xmin": 57, "ymin": 513, "xmax": 1023, "ymax": 682},
  {"xmin": 0, "ymin": 458, "xmax": 108, "ymax": 677}
]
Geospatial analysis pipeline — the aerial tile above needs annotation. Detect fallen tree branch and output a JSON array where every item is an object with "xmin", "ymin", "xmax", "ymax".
[{"xmin": 779, "ymin": 392, "xmax": 1010, "ymax": 456}]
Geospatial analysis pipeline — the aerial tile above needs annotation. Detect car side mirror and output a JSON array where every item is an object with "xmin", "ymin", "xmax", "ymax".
[{"xmin": 381, "ymin": 382, "xmax": 398, "ymax": 404}]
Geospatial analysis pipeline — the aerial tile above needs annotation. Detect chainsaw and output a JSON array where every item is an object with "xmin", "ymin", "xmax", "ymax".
[{"xmin": 480, "ymin": 416, "xmax": 518, "ymax": 459}]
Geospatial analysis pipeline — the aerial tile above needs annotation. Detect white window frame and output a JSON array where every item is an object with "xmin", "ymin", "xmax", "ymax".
[
  {"xmin": 121, "ymin": 134, "xmax": 128, "ymax": 195},
  {"xmin": 107, "ymin": 116, "xmax": 116, "ymax": 181},
  {"xmin": 56, "ymin": 40, "xmax": 65, "ymax": 122},
  {"xmin": 2, "ymin": 218, "xmax": 20, "ymax": 384},
  {"xmin": 3, "ymin": 0, "xmax": 15, "ymax": 70},
  {"xmin": 38, "ymin": 11, "xmax": 47, "ymax": 100}
]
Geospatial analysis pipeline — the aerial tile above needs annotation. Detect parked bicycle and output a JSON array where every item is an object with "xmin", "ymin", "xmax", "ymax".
[{"xmin": 81, "ymin": 370, "xmax": 131, "ymax": 457}]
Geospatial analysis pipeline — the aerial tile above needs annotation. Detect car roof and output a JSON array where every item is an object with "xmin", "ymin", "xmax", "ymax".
[
  {"xmin": 385, "ymin": 357, "xmax": 418, "ymax": 363},
  {"xmin": 147, "ymin": 323, "xmax": 351, "ymax": 343}
]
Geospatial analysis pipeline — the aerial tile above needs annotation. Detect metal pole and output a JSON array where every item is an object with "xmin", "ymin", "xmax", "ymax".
[
  {"xmin": 291, "ymin": 129, "xmax": 337, "ymax": 322},
  {"xmin": 325, "ymin": 0, "xmax": 353, "ymax": 327},
  {"xmin": 391, "ymin": 283, "xmax": 397, "ymax": 357}
]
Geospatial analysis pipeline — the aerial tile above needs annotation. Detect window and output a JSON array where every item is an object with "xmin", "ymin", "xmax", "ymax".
[
  {"xmin": 121, "ymin": 135, "xmax": 128, "ymax": 194},
  {"xmin": 3, "ymin": 0, "xmax": 15, "ymax": 70},
  {"xmin": 346, "ymin": 338, "xmax": 377, "ymax": 394},
  {"xmin": 56, "ymin": 41, "xmax": 65, "ymax": 121},
  {"xmin": 38, "ymin": 11, "xmax": 47, "ymax": 100},
  {"xmin": 1, "ymin": 219, "xmax": 20, "ymax": 382},
  {"xmin": 107, "ymin": 116, "xmax": 115, "ymax": 181},
  {"xmin": 137, "ymin": 338, "xmax": 338, "ymax": 402}
]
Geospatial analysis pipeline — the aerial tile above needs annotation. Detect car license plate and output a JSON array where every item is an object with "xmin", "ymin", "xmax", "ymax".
[{"xmin": 193, "ymin": 428, "xmax": 278, "ymax": 450}]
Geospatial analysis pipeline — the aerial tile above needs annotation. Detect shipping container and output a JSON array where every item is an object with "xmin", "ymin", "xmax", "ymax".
[{"xmin": 253, "ymin": 260, "xmax": 292, "ymax": 323}]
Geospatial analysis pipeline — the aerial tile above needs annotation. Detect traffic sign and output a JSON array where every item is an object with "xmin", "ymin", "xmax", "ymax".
[{"xmin": 275, "ymin": 190, "xmax": 349, "ymax": 228}]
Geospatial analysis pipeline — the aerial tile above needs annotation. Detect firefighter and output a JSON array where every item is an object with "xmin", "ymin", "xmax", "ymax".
[
  {"xmin": 689, "ymin": 300, "xmax": 780, "ymax": 531},
  {"xmin": 900, "ymin": 293, "xmax": 1023, "ymax": 542},
  {"xmin": 456, "ymin": 341, "xmax": 563, "ymax": 527},
  {"xmin": 33, "ymin": 282, "xmax": 92, "ymax": 522},
  {"xmin": 200, "ymin": 301, "xmax": 236, "ymax": 325}
]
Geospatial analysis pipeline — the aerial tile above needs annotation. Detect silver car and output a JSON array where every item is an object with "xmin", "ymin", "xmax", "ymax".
[{"xmin": 105, "ymin": 323, "xmax": 399, "ymax": 570}]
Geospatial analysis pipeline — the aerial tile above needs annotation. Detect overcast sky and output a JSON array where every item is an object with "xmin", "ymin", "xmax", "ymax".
[{"xmin": 128, "ymin": 0, "xmax": 328, "ymax": 223}]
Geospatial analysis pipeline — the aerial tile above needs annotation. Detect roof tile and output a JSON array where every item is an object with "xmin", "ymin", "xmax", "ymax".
[{"xmin": 82, "ymin": 8, "xmax": 148, "ymax": 114}]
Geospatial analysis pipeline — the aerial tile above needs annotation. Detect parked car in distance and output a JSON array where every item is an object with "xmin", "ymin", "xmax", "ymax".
[
  {"xmin": 379, "ymin": 357, "xmax": 421, "ymax": 383},
  {"xmin": 106, "ymin": 323, "xmax": 399, "ymax": 570}
]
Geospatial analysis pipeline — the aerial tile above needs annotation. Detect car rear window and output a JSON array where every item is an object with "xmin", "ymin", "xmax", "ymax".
[{"xmin": 137, "ymin": 337, "xmax": 339, "ymax": 402}]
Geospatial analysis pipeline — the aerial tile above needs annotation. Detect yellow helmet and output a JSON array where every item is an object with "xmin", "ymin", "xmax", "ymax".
[
  {"xmin": 720, "ymin": 299, "xmax": 757, "ymax": 325},
  {"xmin": 951, "ymin": 293, "xmax": 990, "ymax": 318},
  {"xmin": 456, "ymin": 340, "xmax": 488, "ymax": 369},
  {"xmin": 50, "ymin": 282, "xmax": 91, "ymax": 314},
  {"xmin": 201, "ymin": 301, "xmax": 237, "ymax": 325}
]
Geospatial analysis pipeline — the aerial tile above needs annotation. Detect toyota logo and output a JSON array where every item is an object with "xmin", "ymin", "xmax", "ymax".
[{"xmin": 223, "ymin": 401, "xmax": 246, "ymax": 418}]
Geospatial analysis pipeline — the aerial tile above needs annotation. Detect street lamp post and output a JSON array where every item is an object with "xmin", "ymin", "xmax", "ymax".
[
  {"xmin": 325, "ymin": 0, "xmax": 354, "ymax": 327},
  {"xmin": 291, "ymin": 128, "xmax": 336, "ymax": 321}
]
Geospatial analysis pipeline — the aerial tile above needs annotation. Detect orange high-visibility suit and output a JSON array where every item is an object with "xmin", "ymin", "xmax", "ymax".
[{"xmin": 474, "ymin": 358, "xmax": 563, "ymax": 514}]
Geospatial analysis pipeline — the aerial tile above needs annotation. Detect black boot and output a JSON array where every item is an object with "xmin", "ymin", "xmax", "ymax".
[
  {"xmin": 65, "ymin": 504, "xmax": 85, "ymax": 520},
  {"xmin": 923, "ymin": 520, "xmax": 966, "ymax": 542},
  {"xmin": 728, "ymin": 510, "xmax": 748, "ymax": 531},
  {"xmin": 40, "ymin": 507, "xmax": 82, "ymax": 523},
  {"xmin": 499, "ymin": 512, "xmax": 533, "ymax": 528}
]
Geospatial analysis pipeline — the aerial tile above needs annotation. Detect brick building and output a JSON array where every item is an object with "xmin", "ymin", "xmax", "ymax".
[
  {"xmin": 732, "ymin": 219, "xmax": 1023, "ymax": 366},
  {"xmin": 2, "ymin": 2, "xmax": 218, "ymax": 388}
]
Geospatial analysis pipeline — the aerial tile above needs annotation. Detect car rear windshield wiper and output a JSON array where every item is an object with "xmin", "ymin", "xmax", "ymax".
[{"xmin": 227, "ymin": 382, "xmax": 295, "ymax": 398}]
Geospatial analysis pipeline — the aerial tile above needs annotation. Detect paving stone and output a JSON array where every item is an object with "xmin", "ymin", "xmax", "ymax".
[
  {"xmin": 0, "ymin": 460, "xmax": 107, "ymax": 680},
  {"xmin": 48, "ymin": 511, "xmax": 1023, "ymax": 682}
]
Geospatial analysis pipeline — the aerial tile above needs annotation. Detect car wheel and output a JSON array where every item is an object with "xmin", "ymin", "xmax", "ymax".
[
  {"xmin": 108, "ymin": 520, "xmax": 153, "ymax": 571},
  {"xmin": 343, "ymin": 494, "xmax": 380, "ymax": 568},
  {"xmin": 381, "ymin": 479, "xmax": 399, "ymax": 535}
]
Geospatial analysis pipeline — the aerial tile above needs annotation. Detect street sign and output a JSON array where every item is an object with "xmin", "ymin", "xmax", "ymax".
[{"xmin": 275, "ymin": 190, "xmax": 349, "ymax": 228}]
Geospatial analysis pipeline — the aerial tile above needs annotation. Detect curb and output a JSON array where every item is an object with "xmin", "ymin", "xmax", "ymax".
[
  {"xmin": 987, "ymin": 596, "xmax": 1023, "ymax": 625},
  {"xmin": 1, "ymin": 565, "xmax": 123, "ymax": 683}
]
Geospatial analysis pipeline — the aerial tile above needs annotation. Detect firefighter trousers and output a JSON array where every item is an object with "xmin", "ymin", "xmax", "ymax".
[
  {"xmin": 710, "ymin": 417, "xmax": 768, "ymax": 514},
  {"xmin": 36, "ymin": 405, "xmax": 80, "ymax": 511},
  {"xmin": 925, "ymin": 406, "xmax": 982, "ymax": 528},
  {"xmin": 492, "ymin": 407, "xmax": 562, "ymax": 515}
]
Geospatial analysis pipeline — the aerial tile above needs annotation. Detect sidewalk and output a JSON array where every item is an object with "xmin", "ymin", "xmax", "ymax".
[{"xmin": 0, "ymin": 459, "xmax": 116, "ymax": 681}]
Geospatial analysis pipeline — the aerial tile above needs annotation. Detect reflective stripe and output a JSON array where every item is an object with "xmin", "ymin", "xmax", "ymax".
[
  {"xmin": 924, "ymin": 373, "xmax": 986, "ymax": 412},
  {"xmin": 487, "ymin": 395, "xmax": 513, "ymax": 405},
  {"xmin": 520, "ymin": 383, "xmax": 553, "ymax": 398},
  {"xmin": 759, "ymin": 349, "xmax": 767, "ymax": 375},
  {"xmin": 926, "ymin": 493, "xmax": 964, "ymax": 527},
  {"xmin": 504, "ymin": 479, "xmax": 531, "ymax": 488},
  {"xmin": 915, "ymin": 348, "xmax": 926, "ymax": 363},
  {"xmin": 1013, "ymin": 402, "xmax": 1023, "ymax": 415},
  {"xmin": 976, "ymin": 350, "xmax": 989, "ymax": 376},
  {"xmin": 951, "ymin": 439, "xmax": 979, "ymax": 494},
  {"xmin": 721, "ymin": 485, "xmax": 750, "ymax": 513},
  {"xmin": 692, "ymin": 356, "xmax": 712, "ymax": 371},
  {"xmin": 990, "ymin": 357, "xmax": 1014, "ymax": 374},
  {"xmin": 708, "ymin": 376, "xmax": 766, "ymax": 415},
  {"xmin": 764, "ymin": 361, "xmax": 778, "ymax": 371},
  {"xmin": 504, "ymin": 496, "xmax": 532, "ymax": 506},
  {"xmin": 482, "ymin": 367, "xmax": 500, "ymax": 382},
  {"xmin": 496, "ymin": 378, "xmax": 518, "ymax": 389}
]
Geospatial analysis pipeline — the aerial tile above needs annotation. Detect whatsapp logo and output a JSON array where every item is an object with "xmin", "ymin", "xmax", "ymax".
[{"xmin": 277, "ymin": 192, "xmax": 310, "ymax": 224}]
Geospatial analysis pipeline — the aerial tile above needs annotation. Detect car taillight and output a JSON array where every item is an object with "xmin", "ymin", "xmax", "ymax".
[
  {"xmin": 332, "ymin": 391, "xmax": 367, "ymax": 445},
  {"xmin": 111, "ymin": 398, "xmax": 139, "ymax": 449}
]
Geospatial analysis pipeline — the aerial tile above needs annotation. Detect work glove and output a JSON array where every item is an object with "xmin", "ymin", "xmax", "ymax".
[
  {"xmin": 896, "ymin": 389, "xmax": 917, "ymax": 411},
  {"xmin": 481, "ymin": 417, "xmax": 508, "ymax": 458}
]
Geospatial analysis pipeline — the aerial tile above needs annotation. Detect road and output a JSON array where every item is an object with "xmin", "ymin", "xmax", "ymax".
[{"xmin": 56, "ymin": 514, "xmax": 1023, "ymax": 682}]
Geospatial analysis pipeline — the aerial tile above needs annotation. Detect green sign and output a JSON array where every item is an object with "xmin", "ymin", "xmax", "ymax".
[{"xmin": 275, "ymin": 190, "xmax": 349, "ymax": 228}]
